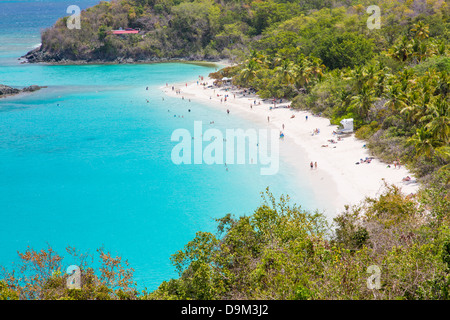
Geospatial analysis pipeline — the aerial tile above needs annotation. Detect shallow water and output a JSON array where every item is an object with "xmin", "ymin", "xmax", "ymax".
[{"xmin": 0, "ymin": 0, "xmax": 320, "ymax": 291}]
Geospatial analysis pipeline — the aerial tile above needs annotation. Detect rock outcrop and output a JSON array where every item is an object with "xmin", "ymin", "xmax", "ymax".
[{"xmin": 0, "ymin": 84, "xmax": 45, "ymax": 98}]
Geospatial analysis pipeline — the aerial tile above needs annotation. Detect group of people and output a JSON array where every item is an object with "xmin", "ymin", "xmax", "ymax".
[
  {"xmin": 327, "ymin": 138, "xmax": 341, "ymax": 144},
  {"xmin": 172, "ymin": 87, "xmax": 182, "ymax": 95},
  {"xmin": 197, "ymin": 75, "xmax": 205, "ymax": 85},
  {"xmin": 310, "ymin": 161, "xmax": 318, "ymax": 169},
  {"xmin": 356, "ymin": 157, "xmax": 373, "ymax": 165},
  {"xmin": 386, "ymin": 159, "xmax": 402, "ymax": 169}
]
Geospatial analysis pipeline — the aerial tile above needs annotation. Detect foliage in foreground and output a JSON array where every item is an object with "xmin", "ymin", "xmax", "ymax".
[
  {"xmin": 0, "ymin": 246, "xmax": 138, "ymax": 300},
  {"xmin": 2, "ymin": 176, "xmax": 449, "ymax": 300},
  {"xmin": 148, "ymin": 180, "xmax": 450, "ymax": 300}
]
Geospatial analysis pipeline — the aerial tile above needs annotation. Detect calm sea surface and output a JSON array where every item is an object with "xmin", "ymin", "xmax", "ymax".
[{"xmin": 0, "ymin": 0, "xmax": 320, "ymax": 290}]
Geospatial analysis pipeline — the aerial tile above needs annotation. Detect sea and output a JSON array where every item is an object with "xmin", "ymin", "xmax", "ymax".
[{"xmin": 0, "ymin": 0, "xmax": 323, "ymax": 291}]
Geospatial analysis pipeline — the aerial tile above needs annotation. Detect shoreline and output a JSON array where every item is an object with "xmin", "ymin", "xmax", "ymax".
[
  {"xmin": 161, "ymin": 76, "xmax": 420, "ymax": 217},
  {"xmin": 19, "ymin": 52, "xmax": 232, "ymax": 68}
]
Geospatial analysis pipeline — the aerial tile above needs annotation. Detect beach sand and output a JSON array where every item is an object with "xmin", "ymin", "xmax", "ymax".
[{"xmin": 161, "ymin": 77, "xmax": 420, "ymax": 218}]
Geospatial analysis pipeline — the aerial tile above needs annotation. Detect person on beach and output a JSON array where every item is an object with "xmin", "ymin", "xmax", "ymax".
[
  {"xmin": 267, "ymin": 116, "xmax": 270, "ymax": 122},
  {"xmin": 306, "ymin": 115, "xmax": 308, "ymax": 121},
  {"xmin": 310, "ymin": 162, "xmax": 314, "ymax": 169},
  {"xmin": 227, "ymin": 109, "xmax": 230, "ymax": 114},
  {"xmin": 315, "ymin": 162, "xmax": 317, "ymax": 169},
  {"xmin": 282, "ymin": 124, "xmax": 285, "ymax": 130}
]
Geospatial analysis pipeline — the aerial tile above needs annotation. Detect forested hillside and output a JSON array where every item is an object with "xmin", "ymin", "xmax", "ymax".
[
  {"xmin": 5, "ymin": 0, "xmax": 448, "ymax": 300},
  {"xmin": 24, "ymin": 0, "xmax": 450, "ymax": 183},
  {"xmin": 25, "ymin": 0, "xmax": 448, "ymax": 63},
  {"xmin": 209, "ymin": 0, "xmax": 449, "ymax": 188}
]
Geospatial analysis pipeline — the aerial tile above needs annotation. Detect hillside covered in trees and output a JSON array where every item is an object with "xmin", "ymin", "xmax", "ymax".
[
  {"xmin": 207, "ymin": 0, "xmax": 449, "ymax": 189},
  {"xmin": 6, "ymin": 0, "xmax": 448, "ymax": 300},
  {"xmin": 24, "ymin": 1, "xmax": 449, "ymax": 183},
  {"xmin": 25, "ymin": 0, "xmax": 447, "ymax": 64}
]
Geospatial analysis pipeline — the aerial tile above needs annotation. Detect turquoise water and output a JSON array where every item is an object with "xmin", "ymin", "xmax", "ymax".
[{"xmin": 0, "ymin": 1, "xmax": 318, "ymax": 291}]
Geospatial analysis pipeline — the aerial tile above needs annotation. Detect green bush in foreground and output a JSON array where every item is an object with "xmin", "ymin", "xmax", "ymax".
[
  {"xmin": 5, "ymin": 181, "xmax": 447, "ymax": 300},
  {"xmin": 147, "ymin": 183, "xmax": 450, "ymax": 300}
]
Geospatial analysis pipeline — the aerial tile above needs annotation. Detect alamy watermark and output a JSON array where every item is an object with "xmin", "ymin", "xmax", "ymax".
[
  {"xmin": 366, "ymin": 264, "xmax": 381, "ymax": 290},
  {"xmin": 66, "ymin": 265, "xmax": 81, "ymax": 289},
  {"xmin": 66, "ymin": 5, "xmax": 81, "ymax": 30},
  {"xmin": 171, "ymin": 121, "xmax": 280, "ymax": 175},
  {"xmin": 367, "ymin": 5, "xmax": 381, "ymax": 30}
]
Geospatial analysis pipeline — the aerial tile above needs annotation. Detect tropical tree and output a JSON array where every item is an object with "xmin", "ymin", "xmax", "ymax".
[
  {"xmin": 410, "ymin": 21, "xmax": 429, "ymax": 41},
  {"xmin": 407, "ymin": 127, "xmax": 440, "ymax": 159},
  {"xmin": 275, "ymin": 59, "xmax": 295, "ymax": 85},
  {"xmin": 389, "ymin": 36, "xmax": 413, "ymax": 62},
  {"xmin": 383, "ymin": 83, "xmax": 408, "ymax": 112},
  {"xmin": 421, "ymin": 97, "xmax": 450, "ymax": 145},
  {"xmin": 239, "ymin": 58, "xmax": 261, "ymax": 83},
  {"xmin": 349, "ymin": 84, "xmax": 376, "ymax": 120}
]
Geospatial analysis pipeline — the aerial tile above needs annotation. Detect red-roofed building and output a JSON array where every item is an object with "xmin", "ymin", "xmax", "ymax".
[{"xmin": 109, "ymin": 28, "xmax": 140, "ymax": 35}]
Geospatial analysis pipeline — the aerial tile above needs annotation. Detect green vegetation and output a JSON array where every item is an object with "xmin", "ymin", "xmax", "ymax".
[
  {"xmin": 210, "ymin": 0, "xmax": 449, "ymax": 186},
  {"xmin": 10, "ymin": 0, "xmax": 449, "ymax": 300},
  {"xmin": 30, "ymin": 2, "xmax": 450, "ymax": 184},
  {"xmin": 1, "ymin": 180, "xmax": 449, "ymax": 299}
]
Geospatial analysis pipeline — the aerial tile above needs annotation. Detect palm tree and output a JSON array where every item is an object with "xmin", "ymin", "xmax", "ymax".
[
  {"xmin": 383, "ymin": 83, "xmax": 408, "ymax": 112},
  {"xmin": 240, "ymin": 59, "xmax": 260, "ymax": 83},
  {"xmin": 344, "ymin": 65, "xmax": 368, "ymax": 93},
  {"xmin": 421, "ymin": 97, "xmax": 450, "ymax": 145},
  {"xmin": 400, "ymin": 93, "xmax": 421, "ymax": 124},
  {"xmin": 275, "ymin": 59, "xmax": 295, "ymax": 85},
  {"xmin": 308, "ymin": 57, "xmax": 325, "ymax": 82},
  {"xmin": 372, "ymin": 61, "xmax": 391, "ymax": 96},
  {"xmin": 292, "ymin": 55, "xmax": 312, "ymax": 92},
  {"xmin": 350, "ymin": 85, "xmax": 376, "ymax": 120},
  {"xmin": 407, "ymin": 127, "xmax": 439, "ymax": 159},
  {"xmin": 411, "ymin": 21, "xmax": 429, "ymax": 41},
  {"xmin": 389, "ymin": 36, "xmax": 413, "ymax": 62},
  {"xmin": 411, "ymin": 39, "xmax": 429, "ymax": 62},
  {"xmin": 248, "ymin": 50, "xmax": 264, "ymax": 64}
]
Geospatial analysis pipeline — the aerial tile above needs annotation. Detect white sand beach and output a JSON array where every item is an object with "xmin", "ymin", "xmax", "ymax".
[{"xmin": 161, "ymin": 76, "xmax": 420, "ymax": 217}]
